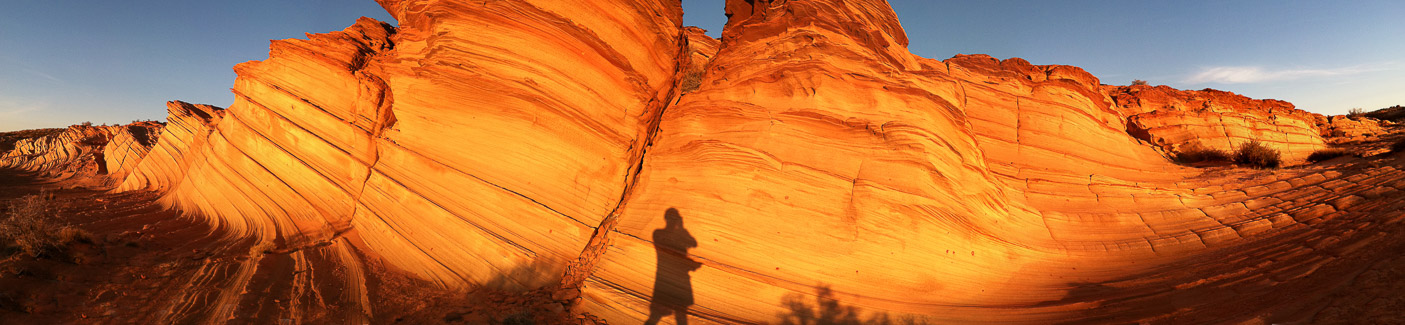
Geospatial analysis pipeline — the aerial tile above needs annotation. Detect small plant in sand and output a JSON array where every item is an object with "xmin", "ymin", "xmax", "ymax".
[
  {"xmin": 1233, "ymin": 140, "xmax": 1281, "ymax": 169},
  {"xmin": 1131, "ymin": 79, "xmax": 1149, "ymax": 86},
  {"xmin": 1174, "ymin": 142, "xmax": 1231, "ymax": 164},
  {"xmin": 1306, "ymin": 148, "xmax": 1353, "ymax": 163},
  {"xmin": 0, "ymin": 192, "xmax": 93, "ymax": 259}
]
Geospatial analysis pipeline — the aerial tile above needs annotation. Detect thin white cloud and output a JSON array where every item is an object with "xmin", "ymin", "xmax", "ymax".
[
  {"xmin": 0, "ymin": 106, "xmax": 39, "ymax": 117},
  {"xmin": 20, "ymin": 68, "xmax": 63, "ymax": 84},
  {"xmin": 1184, "ymin": 64, "xmax": 1391, "ymax": 84},
  {"xmin": 0, "ymin": 55, "xmax": 64, "ymax": 84},
  {"xmin": 0, "ymin": 97, "xmax": 50, "ymax": 131}
]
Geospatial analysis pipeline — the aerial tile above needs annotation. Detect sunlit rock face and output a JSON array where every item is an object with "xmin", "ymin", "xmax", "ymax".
[
  {"xmin": 111, "ymin": 0, "xmax": 687, "ymax": 291},
  {"xmin": 365, "ymin": 0, "xmax": 685, "ymax": 289},
  {"xmin": 116, "ymin": 101, "xmax": 225, "ymax": 193},
  {"xmin": 1319, "ymin": 115, "xmax": 1388, "ymax": 139},
  {"xmin": 584, "ymin": 0, "xmax": 1063, "ymax": 321},
  {"xmin": 3, "ymin": 0, "xmax": 1404, "ymax": 323},
  {"xmin": 2, "ymin": 122, "xmax": 162, "ymax": 181},
  {"xmin": 102, "ymin": 122, "xmax": 163, "ymax": 181},
  {"xmin": 1107, "ymin": 85, "xmax": 1329, "ymax": 163}
]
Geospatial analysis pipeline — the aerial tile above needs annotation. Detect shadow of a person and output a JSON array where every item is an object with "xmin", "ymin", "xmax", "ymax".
[{"xmin": 644, "ymin": 208, "xmax": 702, "ymax": 325}]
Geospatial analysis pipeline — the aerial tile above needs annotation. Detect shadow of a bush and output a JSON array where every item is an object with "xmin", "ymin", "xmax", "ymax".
[{"xmin": 779, "ymin": 285, "xmax": 927, "ymax": 325}]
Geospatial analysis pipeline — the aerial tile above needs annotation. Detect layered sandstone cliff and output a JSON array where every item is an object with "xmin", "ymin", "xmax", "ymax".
[
  {"xmin": 3, "ymin": 0, "xmax": 1404, "ymax": 323},
  {"xmin": 2, "ymin": 122, "xmax": 162, "ymax": 182},
  {"xmin": 1106, "ymin": 85, "xmax": 1328, "ymax": 162}
]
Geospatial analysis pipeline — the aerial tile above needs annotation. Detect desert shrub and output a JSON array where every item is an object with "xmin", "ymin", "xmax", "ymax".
[
  {"xmin": 1347, "ymin": 107, "xmax": 1366, "ymax": 118},
  {"xmin": 1233, "ymin": 140, "xmax": 1281, "ymax": 169},
  {"xmin": 1131, "ymin": 79, "xmax": 1149, "ymax": 86},
  {"xmin": 0, "ymin": 193, "xmax": 90, "ymax": 258},
  {"xmin": 1306, "ymin": 148, "xmax": 1353, "ymax": 163},
  {"xmin": 1174, "ymin": 143, "xmax": 1231, "ymax": 164},
  {"xmin": 680, "ymin": 69, "xmax": 704, "ymax": 93},
  {"xmin": 57, "ymin": 227, "xmax": 95, "ymax": 245}
]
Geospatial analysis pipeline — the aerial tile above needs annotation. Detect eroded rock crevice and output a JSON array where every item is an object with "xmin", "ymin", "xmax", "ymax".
[{"xmin": 561, "ymin": 23, "xmax": 722, "ymax": 290}]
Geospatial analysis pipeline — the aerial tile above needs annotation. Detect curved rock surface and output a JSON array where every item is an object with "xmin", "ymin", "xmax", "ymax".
[
  {"xmin": 1107, "ymin": 85, "xmax": 1328, "ymax": 163},
  {"xmin": 2, "ymin": 122, "xmax": 162, "ymax": 183},
  {"xmin": 3, "ymin": 0, "xmax": 1404, "ymax": 323}
]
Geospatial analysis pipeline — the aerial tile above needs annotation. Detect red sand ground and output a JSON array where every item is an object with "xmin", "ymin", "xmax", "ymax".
[{"xmin": 0, "ymin": 168, "xmax": 601, "ymax": 324}]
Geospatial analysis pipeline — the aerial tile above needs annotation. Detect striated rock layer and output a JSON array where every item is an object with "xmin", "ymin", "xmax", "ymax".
[
  {"xmin": 2, "ymin": 122, "xmax": 162, "ymax": 182},
  {"xmin": 1319, "ymin": 115, "xmax": 1388, "ymax": 139},
  {"xmin": 1107, "ymin": 85, "xmax": 1328, "ymax": 162},
  {"xmin": 3, "ymin": 0, "xmax": 1404, "ymax": 323}
]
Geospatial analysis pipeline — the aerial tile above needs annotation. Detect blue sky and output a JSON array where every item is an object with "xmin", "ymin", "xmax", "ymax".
[
  {"xmin": 0, "ymin": 0, "xmax": 394, "ymax": 131},
  {"xmin": 687, "ymin": 0, "xmax": 1404, "ymax": 115},
  {"xmin": 2, "ymin": 1, "xmax": 1401, "ymax": 131}
]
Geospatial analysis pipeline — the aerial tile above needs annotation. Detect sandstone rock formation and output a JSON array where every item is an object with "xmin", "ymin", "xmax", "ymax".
[
  {"xmin": 1107, "ymin": 85, "xmax": 1328, "ymax": 163},
  {"xmin": 116, "ymin": 101, "xmax": 225, "ymax": 193},
  {"xmin": 1319, "ymin": 115, "xmax": 1388, "ymax": 139},
  {"xmin": 2, "ymin": 122, "xmax": 162, "ymax": 183},
  {"xmin": 3, "ymin": 0, "xmax": 1404, "ymax": 323}
]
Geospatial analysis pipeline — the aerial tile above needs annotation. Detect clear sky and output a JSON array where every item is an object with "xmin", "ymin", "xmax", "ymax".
[
  {"xmin": 2, "ymin": 1, "xmax": 1401, "ymax": 131},
  {"xmin": 685, "ymin": 0, "xmax": 1404, "ymax": 116},
  {"xmin": 0, "ymin": 0, "xmax": 395, "ymax": 131}
]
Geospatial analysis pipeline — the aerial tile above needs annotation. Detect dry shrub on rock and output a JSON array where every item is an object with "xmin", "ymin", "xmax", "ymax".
[
  {"xmin": 1234, "ymin": 140, "xmax": 1281, "ymax": 169},
  {"xmin": 1174, "ymin": 142, "xmax": 1231, "ymax": 164}
]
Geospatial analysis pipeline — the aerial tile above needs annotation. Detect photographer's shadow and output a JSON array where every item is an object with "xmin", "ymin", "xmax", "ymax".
[{"xmin": 644, "ymin": 208, "xmax": 702, "ymax": 325}]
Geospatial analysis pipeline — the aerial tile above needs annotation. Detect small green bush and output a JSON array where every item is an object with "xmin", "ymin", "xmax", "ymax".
[
  {"xmin": 1233, "ymin": 140, "xmax": 1281, "ymax": 169},
  {"xmin": 1131, "ymin": 79, "xmax": 1149, "ymax": 86},
  {"xmin": 1306, "ymin": 148, "xmax": 1353, "ymax": 163},
  {"xmin": 1175, "ymin": 143, "xmax": 1231, "ymax": 164}
]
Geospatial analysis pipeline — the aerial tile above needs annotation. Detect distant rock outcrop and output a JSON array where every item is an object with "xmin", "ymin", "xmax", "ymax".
[
  {"xmin": 1319, "ymin": 115, "xmax": 1388, "ymax": 139},
  {"xmin": 1107, "ymin": 85, "xmax": 1328, "ymax": 163},
  {"xmin": 2, "ymin": 0, "xmax": 1403, "ymax": 323},
  {"xmin": 2, "ymin": 122, "xmax": 162, "ymax": 182}
]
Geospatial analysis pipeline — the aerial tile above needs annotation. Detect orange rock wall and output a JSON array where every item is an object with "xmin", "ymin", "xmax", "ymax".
[
  {"xmin": 584, "ymin": 0, "xmax": 1071, "ymax": 321},
  {"xmin": 1108, "ymin": 85, "xmax": 1328, "ymax": 162},
  {"xmin": 2, "ymin": 123, "xmax": 162, "ymax": 181},
  {"xmin": 2, "ymin": 126, "xmax": 101, "ymax": 173},
  {"xmin": 117, "ymin": 101, "xmax": 225, "ymax": 193},
  {"xmin": 363, "ymin": 0, "xmax": 685, "ymax": 288},
  {"xmin": 102, "ymin": 122, "xmax": 163, "ymax": 181},
  {"xmin": 1318, "ymin": 115, "xmax": 1387, "ymax": 139},
  {"xmin": 110, "ymin": 0, "xmax": 687, "ymax": 290}
]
